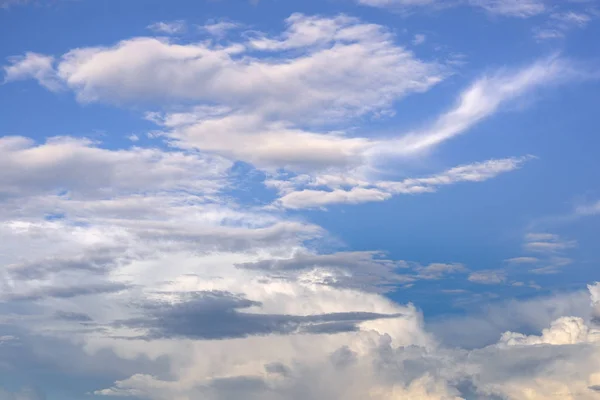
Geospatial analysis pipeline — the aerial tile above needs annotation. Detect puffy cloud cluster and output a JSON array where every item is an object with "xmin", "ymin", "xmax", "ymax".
[
  {"xmin": 2, "ymin": 9, "xmax": 600, "ymax": 400},
  {"xmin": 3, "ymin": 14, "xmax": 583, "ymax": 210}
]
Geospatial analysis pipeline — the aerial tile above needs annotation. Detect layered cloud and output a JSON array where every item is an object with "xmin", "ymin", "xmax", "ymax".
[{"xmin": 2, "ymin": 6, "xmax": 600, "ymax": 400}]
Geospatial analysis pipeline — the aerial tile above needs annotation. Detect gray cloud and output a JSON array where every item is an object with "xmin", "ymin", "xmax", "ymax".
[
  {"xmin": 8, "ymin": 282, "xmax": 131, "ymax": 302},
  {"xmin": 53, "ymin": 311, "xmax": 93, "ymax": 322},
  {"xmin": 115, "ymin": 291, "xmax": 403, "ymax": 340},
  {"xmin": 236, "ymin": 251, "xmax": 412, "ymax": 292}
]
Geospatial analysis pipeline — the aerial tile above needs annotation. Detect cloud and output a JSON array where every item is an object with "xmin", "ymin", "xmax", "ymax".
[
  {"xmin": 0, "ymin": 14, "xmax": 450, "ymax": 177},
  {"xmin": 96, "ymin": 287, "xmax": 600, "ymax": 400},
  {"xmin": 7, "ymin": 282, "xmax": 131, "ymax": 302},
  {"xmin": 590, "ymin": 282, "xmax": 600, "ymax": 321},
  {"xmin": 275, "ymin": 156, "xmax": 532, "ymax": 209},
  {"xmin": 26, "ymin": 14, "xmax": 444, "ymax": 116},
  {"xmin": 575, "ymin": 200, "xmax": 600, "ymax": 216},
  {"xmin": 534, "ymin": 10, "xmax": 593, "ymax": 40},
  {"xmin": 428, "ymin": 287, "xmax": 594, "ymax": 348},
  {"xmin": 0, "ymin": 0, "xmax": 31, "ymax": 9},
  {"xmin": 237, "ymin": 251, "xmax": 412, "ymax": 292},
  {"xmin": 4, "ymin": 11, "xmax": 600, "ymax": 400},
  {"xmin": 0, "ymin": 136, "xmax": 230, "ymax": 200},
  {"xmin": 469, "ymin": 0, "xmax": 546, "ymax": 17},
  {"xmin": 468, "ymin": 270, "xmax": 506, "ymax": 284},
  {"xmin": 114, "ymin": 291, "xmax": 403, "ymax": 340},
  {"xmin": 499, "ymin": 316, "xmax": 600, "ymax": 346},
  {"xmin": 357, "ymin": 0, "xmax": 546, "ymax": 17},
  {"xmin": 374, "ymin": 57, "xmax": 573, "ymax": 157},
  {"xmin": 503, "ymin": 233, "xmax": 576, "ymax": 275},
  {"xmin": 524, "ymin": 233, "xmax": 577, "ymax": 253},
  {"xmin": 3, "ymin": 17, "xmax": 587, "ymax": 202},
  {"xmin": 412, "ymin": 33, "xmax": 427, "ymax": 45},
  {"xmin": 2, "ymin": 53, "xmax": 62, "ymax": 91},
  {"xmin": 147, "ymin": 21, "xmax": 187, "ymax": 34},
  {"xmin": 414, "ymin": 263, "xmax": 468, "ymax": 279},
  {"xmin": 505, "ymin": 256, "xmax": 539, "ymax": 264},
  {"xmin": 0, "ymin": 388, "xmax": 45, "ymax": 400},
  {"xmin": 200, "ymin": 20, "xmax": 240, "ymax": 38}
]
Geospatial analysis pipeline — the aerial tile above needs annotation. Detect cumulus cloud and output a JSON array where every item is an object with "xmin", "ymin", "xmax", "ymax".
[
  {"xmin": 499, "ymin": 316, "xmax": 600, "ymax": 346},
  {"xmin": 590, "ymin": 282, "xmax": 600, "ymax": 322},
  {"xmin": 113, "ymin": 290, "xmax": 404, "ymax": 340},
  {"xmin": 3, "ymin": 10, "xmax": 600, "ymax": 400},
  {"xmin": 24, "ymin": 14, "xmax": 444, "ymax": 116},
  {"xmin": 95, "ymin": 287, "xmax": 600, "ymax": 400}
]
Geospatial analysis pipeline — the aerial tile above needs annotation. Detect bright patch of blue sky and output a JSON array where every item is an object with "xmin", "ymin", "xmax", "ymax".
[{"xmin": 1, "ymin": 0, "xmax": 600, "ymax": 399}]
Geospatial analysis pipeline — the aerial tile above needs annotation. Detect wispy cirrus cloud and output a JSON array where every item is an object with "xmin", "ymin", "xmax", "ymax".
[
  {"xmin": 273, "ymin": 156, "xmax": 533, "ymax": 209},
  {"xmin": 357, "ymin": 0, "xmax": 547, "ymax": 17},
  {"xmin": 147, "ymin": 20, "xmax": 187, "ymax": 34}
]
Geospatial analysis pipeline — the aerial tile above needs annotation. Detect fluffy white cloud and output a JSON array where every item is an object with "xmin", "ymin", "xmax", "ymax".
[
  {"xmin": 590, "ymin": 282, "xmax": 600, "ymax": 320},
  {"xmin": 2, "ymin": 52, "xmax": 62, "ymax": 91},
  {"xmin": 0, "ymin": 136, "xmax": 230, "ymax": 201},
  {"xmin": 3, "ymin": 11, "xmax": 600, "ymax": 400},
  {"xmin": 32, "ymin": 14, "xmax": 445, "ymax": 119},
  {"xmin": 92, "ymin": 285, "xmax": 600, "ymax": 400},
  {"xmin": 499, "ymin": 316, "xmax": 600, "ymax": 346}
]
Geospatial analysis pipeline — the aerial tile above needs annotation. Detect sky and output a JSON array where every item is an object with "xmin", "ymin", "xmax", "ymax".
[{"xmin": 1, "ymin": 0, "xmax": 600, "ymax": 399}]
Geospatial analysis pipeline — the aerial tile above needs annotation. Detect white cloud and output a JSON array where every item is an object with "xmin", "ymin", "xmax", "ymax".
[
  {"xmin": 468, "ymin": 270, "xmax": 506, "ymax": 284},
  {"xmin": 499, "ymin": 316, "xmax": 600, "ymax": 345},
  {"xmin": 2, "ymin": 52, "xmax": 62, "ymax": 91},
  {"xmin": 412, "ymin": 33, "xmax": 427, "ymax": 45},
  {"xmin": 1, "ymin": 137, "xmax": 600, "ymax": 399},
  {"xmin": 0, "ymin": 136, "xmax": 230, "ymax": 200},
  {"xmin": 551, "ymin": 11, "xmax": 592, "ymax": 27},
  {"xmin": 373, "ymin": 57, "xmax": 572, "ymax": 157},
  {"xmin": 590, "ymin": 282, "xmax": 600, "ymax": 320},
  {"xmin": 357, "ymin": 0, "xmax": 546, "ymax": 17},
  {"xmin": 275, "ymin": 156, "xmax": 532, "ymax": 209},
  {"xmin": 575, "ymin": 200, "xmax": 600, "ymax": 216},
  {"xmin": 92, "ymin": 285, "xmax": 600, "ymax": 400},
  {"xmin": 39, "ymin": 14, "xmax": 445, "ymax": 118},
  {"xmin": 524, "ymin": 232, "xmax": 577, "ymax": 253},
  {"xmin": 200, "ymin": 20, "xmax": 240, "ymax": 38},
  {"xmin": 0, "ymin": 0, "xmax": 30, "ymax": 9},
  {"xmin": 534, "ymin": 10, "xmax": 593, "ymax": 40},
  {"xmin": 147, "ymin": 20, "xmax": 187, "ymax": 34},
  {"xmin": 414, "ymin": 263, "xmax": 467, "ymax": 279},
  {"xmin": 469, "ymin": 0, "xmax": 546, "ymax": 17},
  {"xmin": 3, "ymin": 10, "xmax": 600, "ymax": 400}
]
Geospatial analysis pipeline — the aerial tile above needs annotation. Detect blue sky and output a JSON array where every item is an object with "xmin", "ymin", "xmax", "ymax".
[{"xmin": 1, "ymin": 0, "xmax": 600, "ymax": 399}]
